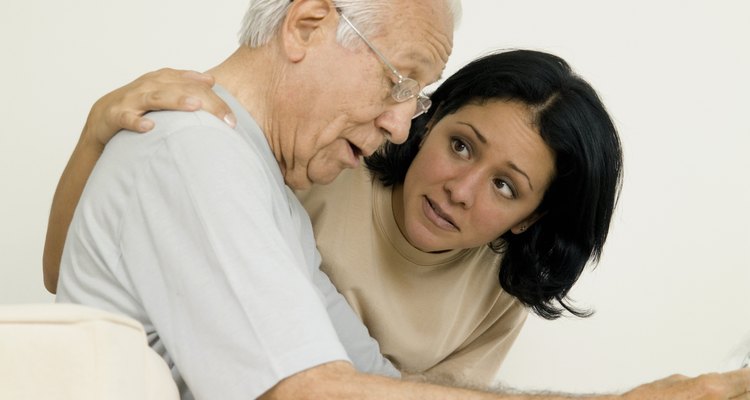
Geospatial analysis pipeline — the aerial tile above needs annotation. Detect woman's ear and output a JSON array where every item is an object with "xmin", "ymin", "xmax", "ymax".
[
  {"xmin": 280, "ymin": 0, "xmax": 336, "ymax": 62},
  {"xmin": 511, "ymin": 211, "xmax": 545, "ymax": 235}
]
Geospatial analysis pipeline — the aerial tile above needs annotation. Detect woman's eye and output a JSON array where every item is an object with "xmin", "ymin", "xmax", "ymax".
[
  {"xmin": 450, "ymin": 138, "xmax": 470, "ymax": 158},
  {"xmin": 493, "ymin": 178, "xmax": 516, "ymax": 199}
]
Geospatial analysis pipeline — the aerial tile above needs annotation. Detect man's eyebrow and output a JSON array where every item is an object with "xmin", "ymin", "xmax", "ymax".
[
  {"xmin": 406, "ymin": 52, "xmax": 443, "ymax": 83},
  {"xmin": 458, "ymin": 122, "xmax": 535, "ymax": 191}
]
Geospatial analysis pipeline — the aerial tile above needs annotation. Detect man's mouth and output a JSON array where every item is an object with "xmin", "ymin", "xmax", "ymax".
[
  {"xmin": 343, "ymin": 140, "xmax": 362, "ymax": 168},
  {"xmin": 348, "ymin": 141, "xmax": 363, "ymax": 158}
]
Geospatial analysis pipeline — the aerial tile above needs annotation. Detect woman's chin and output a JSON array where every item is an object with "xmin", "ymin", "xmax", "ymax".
[{"xmin": 404, "ymin": 226, "xmax": 449, "ymax": 253}]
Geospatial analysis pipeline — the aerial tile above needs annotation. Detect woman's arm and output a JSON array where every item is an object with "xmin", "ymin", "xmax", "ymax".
[{"xmin": 43, "ymin": 68, "xmax": 233, "ymax": 293}]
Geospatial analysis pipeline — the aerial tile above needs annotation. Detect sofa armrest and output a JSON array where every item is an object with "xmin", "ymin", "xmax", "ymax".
[{"xmin": 0, "ymin": 303, "xmax": 178, "ymax": 400}]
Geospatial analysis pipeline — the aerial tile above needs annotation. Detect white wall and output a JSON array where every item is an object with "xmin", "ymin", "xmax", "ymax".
[{"xmin": 3, "ymin": 0, "xmax": 749, "ymax": 395}]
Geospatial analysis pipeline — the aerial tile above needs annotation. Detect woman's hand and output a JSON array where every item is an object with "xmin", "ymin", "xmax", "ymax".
[{"xmin": 83, "ymin": 68, "xmax": 236, "ymax": 148}]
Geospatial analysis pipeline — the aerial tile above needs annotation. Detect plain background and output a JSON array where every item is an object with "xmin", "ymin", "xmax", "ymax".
[{"xmin": 2, "ymin": 0, "xmax": 749, "ymax": 394}]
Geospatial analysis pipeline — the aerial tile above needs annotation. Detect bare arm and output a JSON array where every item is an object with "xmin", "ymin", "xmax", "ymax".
[
  {"xmin": 42, "ymin": 68, "xmax": 234, "ymax": 293},
  {"xmin": 262, "ymin": 362, "xmax": 597, "ymax": 400},
  {"xmin": 262, "ymin": 361, "xmax": 750, "ymax": 400}
]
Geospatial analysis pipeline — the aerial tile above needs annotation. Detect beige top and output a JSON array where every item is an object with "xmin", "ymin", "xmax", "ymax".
[{"xmin": 297, "ymin": 165, "xmax": 527, "ymax": 385}]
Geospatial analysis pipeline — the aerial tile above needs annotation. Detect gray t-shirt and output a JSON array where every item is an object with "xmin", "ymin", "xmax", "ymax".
[{"xmin": 57, "ymin": 85, "xmax": 397, "ymax": 399}]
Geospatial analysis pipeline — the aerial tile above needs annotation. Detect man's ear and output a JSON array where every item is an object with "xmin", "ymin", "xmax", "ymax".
[
  {"xmin": 281, "ymin": 0, "xmax": 336, "ymax": 62},
  {"xmin": 510, "ymin": 211, "xmax": 546, "ymax": 235}
]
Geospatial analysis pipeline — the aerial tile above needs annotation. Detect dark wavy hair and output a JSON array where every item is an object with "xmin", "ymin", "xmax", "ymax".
[{"xmin": 365, "ymin": 49, "xmax": 623, "ymax": 319}]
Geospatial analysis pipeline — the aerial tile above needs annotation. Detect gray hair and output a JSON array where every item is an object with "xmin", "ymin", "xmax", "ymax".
[{"xmin": 238, "ymin": 0, "xmax": 462, "ymax": 49}]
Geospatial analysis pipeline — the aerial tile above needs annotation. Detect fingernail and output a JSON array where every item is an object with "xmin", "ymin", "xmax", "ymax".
[
  {"xmin": 184, "ymin": 97, "xmax": 201, "ymax": 109},
  {"xmin": 138, "ymin": 119, "xmax": 154, "ymax": 132},
  {"xmin": 224, "ymin": 112, "xmax": 237, "ymax": 128}
]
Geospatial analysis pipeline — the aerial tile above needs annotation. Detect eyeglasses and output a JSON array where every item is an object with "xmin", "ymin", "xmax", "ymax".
[{"xmin": 337, "ymin": 10, "xmax": 431, "ymax": 119}]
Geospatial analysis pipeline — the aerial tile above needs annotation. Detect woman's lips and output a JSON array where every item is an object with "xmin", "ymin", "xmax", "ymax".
[{"xmin": 423, "ymin": 196, "xmax": 459, "ymax": 232}]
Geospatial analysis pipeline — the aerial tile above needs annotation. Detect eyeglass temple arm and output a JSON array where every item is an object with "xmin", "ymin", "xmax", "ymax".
[{"xmin": 336, "ymin": 11, "xmax": 404, "ymax": 81}]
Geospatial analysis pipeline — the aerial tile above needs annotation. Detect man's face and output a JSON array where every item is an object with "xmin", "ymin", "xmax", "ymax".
[{"xmin": 281, "ymin": 1, "xmax": 454, "ymax": 189}]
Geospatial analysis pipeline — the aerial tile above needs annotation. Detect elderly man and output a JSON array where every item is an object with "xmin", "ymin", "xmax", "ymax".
[
  {"xmin": 55, "ymin": 0, "xmax": 457, "ymax": 397},
  {"xmin": 50, "ymin": 0, "xmax": 750, "ymax": 399}
]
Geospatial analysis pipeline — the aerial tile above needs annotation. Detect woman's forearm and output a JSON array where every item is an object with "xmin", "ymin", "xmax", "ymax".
[{"xmin": 42, "ymin": 121, "xmax": 104, "ymax": 293}]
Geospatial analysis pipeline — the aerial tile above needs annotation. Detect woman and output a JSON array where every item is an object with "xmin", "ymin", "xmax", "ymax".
[{"xmin": 44, "ymin": 50, "xmax": 622, "ymax": 385}]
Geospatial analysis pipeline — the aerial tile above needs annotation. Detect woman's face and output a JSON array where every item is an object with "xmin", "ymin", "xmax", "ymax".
[{"xmin": 396, "ymin": 100, "xmax": 556, "ymax": 252}]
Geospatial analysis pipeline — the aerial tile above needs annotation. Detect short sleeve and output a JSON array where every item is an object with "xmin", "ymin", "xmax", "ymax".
[{"xmin": 118, "ymin": 126, "xmax": 349, "ymax": 399}]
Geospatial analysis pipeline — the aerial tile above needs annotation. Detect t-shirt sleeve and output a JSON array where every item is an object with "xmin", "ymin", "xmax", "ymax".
[{"xmin": 118, "ymin": 126, "xmax": 349, "ymax": 399}]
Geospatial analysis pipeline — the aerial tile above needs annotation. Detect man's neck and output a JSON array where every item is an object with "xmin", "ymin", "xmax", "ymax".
[{"xmin": 207, "ymin": 45, "xmax": 281, "ymax": 137}]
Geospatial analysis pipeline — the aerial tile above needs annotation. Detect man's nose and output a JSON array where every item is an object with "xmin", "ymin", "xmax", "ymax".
[{"xmin": 374, "ymin": 100, "xmax": 415, "ymax": 144}]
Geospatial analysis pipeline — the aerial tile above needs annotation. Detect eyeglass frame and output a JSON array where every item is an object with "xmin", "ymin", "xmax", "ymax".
[{"xmin": 336, "ymin": 9, "xmax": 432, "ymax": 119}]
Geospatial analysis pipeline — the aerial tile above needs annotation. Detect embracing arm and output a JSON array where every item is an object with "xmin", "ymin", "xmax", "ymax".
[
  {"xmin": 42, "ymin": 68, "xmax": 234, "ymax": 293},
  {"xmin": 43, "ymin": 121, "xmax": 103, "ymax": 292}
]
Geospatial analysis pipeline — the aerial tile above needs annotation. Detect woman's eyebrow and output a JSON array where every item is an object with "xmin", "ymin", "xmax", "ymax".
[
  {"xmin": 509, "ymin": 161, "xmax": 534, "ymax": 191},
  {"xmin": 458, "ymin": 121, "xmax": 487, "ymax": 144},
  {"xmin": 458, "ymin": 121, "xmax": 534, "ymax": 191}
]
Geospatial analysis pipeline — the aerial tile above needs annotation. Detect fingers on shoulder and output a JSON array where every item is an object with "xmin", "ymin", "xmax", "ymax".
[{"xmin": 138, "ymin": 68, "xmax": 234, "ymax": 126}]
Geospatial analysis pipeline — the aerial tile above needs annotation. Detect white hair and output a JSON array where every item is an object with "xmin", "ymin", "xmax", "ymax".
[{"xmin": 238, "ymin": 0, "xmax": 462, "ymax": 48}]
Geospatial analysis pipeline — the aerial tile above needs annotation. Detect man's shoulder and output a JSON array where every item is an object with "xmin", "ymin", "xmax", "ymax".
[{"xmin": 147, "ymin": 109, "xmax": 234, "ymax": 138}]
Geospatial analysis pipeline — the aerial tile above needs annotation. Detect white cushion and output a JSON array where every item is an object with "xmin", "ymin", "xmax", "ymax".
[{"xmin": 0, "ymin": 303, "xmax": 178, "ymax": 400}]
